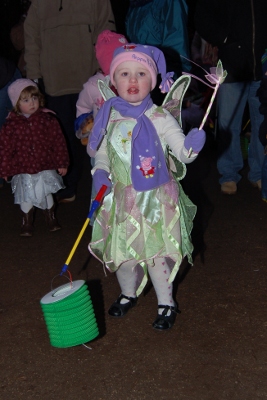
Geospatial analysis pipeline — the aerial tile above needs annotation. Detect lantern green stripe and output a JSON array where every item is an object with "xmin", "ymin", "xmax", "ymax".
[{"xmin": 40, "ymin": 280, "xmax": 99, "ymax": 348}]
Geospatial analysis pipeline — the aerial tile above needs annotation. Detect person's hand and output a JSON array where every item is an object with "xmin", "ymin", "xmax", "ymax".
[
  {"xmin": 184, "ymin": 128, "xmax": 206, "ymax": 153},
  {"xmin": 93, "ymin": 169, "xmax": 112, "ymax": 195},
  {"xmin": 58, "ymin": 168, "xmax": 67, "ymax": 176}
]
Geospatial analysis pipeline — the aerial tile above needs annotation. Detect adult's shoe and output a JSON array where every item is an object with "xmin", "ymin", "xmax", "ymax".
[{"xmin": 221, "ymin": 181, "xmax": 237, "ymax": 195}]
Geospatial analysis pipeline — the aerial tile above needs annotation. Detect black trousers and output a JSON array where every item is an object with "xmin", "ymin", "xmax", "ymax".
[{"xmin": 46, "ymin": 93, "xmax": 84, "ymax": 197}]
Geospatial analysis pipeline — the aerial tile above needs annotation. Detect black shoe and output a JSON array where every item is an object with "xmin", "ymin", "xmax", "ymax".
[
  {"xmin": 152, "ymin": 304, "xmax": 181, "ymax": 331},
  {"xmin": 56, "ymin": 194, "xmax": 76, "ymax": 204},
  {"xmin": 108, "ymin": 294, "xmax": 137, "ymax": 317},
  {"xmin": 56, "ymin": 188, "xmax": 76, "ymax": 204}
]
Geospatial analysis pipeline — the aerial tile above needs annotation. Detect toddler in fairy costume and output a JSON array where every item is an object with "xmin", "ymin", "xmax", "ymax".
[{"xmin": 87, "ymin": 44, "xmax": 206, "ymax": 330}]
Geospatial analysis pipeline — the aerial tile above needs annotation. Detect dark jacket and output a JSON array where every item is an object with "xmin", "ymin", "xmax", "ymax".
[
  {"xmin": 257, "ymin": 76, "xmax": 267, "ymax": 146},
  {"xmin": 194, "ymin": 0, "xmax": 267, "ymax": 82},
  {"xmin": 0, "ymin": 109, "xmax": 69, "ymax": 177},
  {"xmin": 126, "ymin": 0, "xmax": 191, "ymax": 75},
  {"xmin": 0, "ymin": 57, "xmax": 16, "ymax": 89}
]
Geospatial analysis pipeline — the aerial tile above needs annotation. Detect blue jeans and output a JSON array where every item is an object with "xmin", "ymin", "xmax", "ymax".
[
  {"xmin": 217, "ymin": 81, "xmax": 264, "ymax": 184},
  {"xmin": 262, "ymin": 154, "xmax": 267, "ymax": 200}
]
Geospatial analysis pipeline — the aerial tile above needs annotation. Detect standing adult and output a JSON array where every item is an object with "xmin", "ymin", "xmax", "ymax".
[
  {"xmin": 10, "ymin": 0, "xmax": 32, "ymax": 78},
  {"xmin": 0, "ymin": 0, "xmax": 23, "ymax": 63},
  {"xmin": 195, "ymin": 0, "xmax": 267, "ymax": 194},
  {"xmin": 24, "ymin": 0, "xmax": 116, "ymax": 202}
]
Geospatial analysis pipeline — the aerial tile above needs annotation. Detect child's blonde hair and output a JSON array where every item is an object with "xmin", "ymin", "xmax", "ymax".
[{"xmin": 15, "ymin": 86, "xmax": 45, "ymax": 114}]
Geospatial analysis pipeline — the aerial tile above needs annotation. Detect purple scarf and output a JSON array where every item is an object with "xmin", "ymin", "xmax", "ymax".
[{"xmin": 89, "ymin": 95, "xmax": 170, "ymax": 192}]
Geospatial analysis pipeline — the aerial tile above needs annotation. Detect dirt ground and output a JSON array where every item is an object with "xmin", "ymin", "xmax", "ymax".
[{"xmin": 1, "ymin": 142, "xmax": 267, "ymax": 400}]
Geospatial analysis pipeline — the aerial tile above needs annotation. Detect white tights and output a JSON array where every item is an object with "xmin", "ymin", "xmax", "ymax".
[
  {"xmin": 116, "ymin": 258, "xmax": 174, "ymax": 306},
  {"xmin": 20, "ymin": 194, "xmax": 54, "ymax": 212}
]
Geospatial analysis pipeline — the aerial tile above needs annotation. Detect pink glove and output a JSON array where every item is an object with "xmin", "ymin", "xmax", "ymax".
[
  {"xmin": 93, "ymin": 169, "xmax": 112, "ymax": 195},
  {"xmin": 184, "ymin": 128, "xmax": 206, "ymax": 153}
]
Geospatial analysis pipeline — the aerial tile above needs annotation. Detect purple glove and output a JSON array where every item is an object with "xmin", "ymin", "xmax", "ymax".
[
  {"xmin": 93, "ymin": 169, "xmax": 112, "ymax": 195},
  {"xmin": 184, "ymin": 128, "xmax": 206, "ymax": 153}
]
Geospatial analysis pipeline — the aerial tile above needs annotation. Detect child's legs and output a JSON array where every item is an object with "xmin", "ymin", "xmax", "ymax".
[
  {"xmin": 148, "ymin": 257, "xmax": 174, "ymax": 306},
  {"xmin": 116, "ymin": 260, "xmax": 137, "ymax": 300},
  {"xmin": 20, "ymin": 194, "xmax": 54, "ymax": 211},
  {"xmin": 20, "ymin": 194, "xmax": 54, "ymax": 212},
  {"xmin": 46, "ymin": 193, "xmax": 54, "ymax": 209},
  {"xmin": 20, "ymin": 201, "xmax": 34, "ymax": 236},
  {"xmin": 33, "ymin": 179, "xmax": 54, "ymax": 209},
  {"xmin": 20, "ymin": 202, "xmax": 33, "ymax": 213},
  {"xmin": 115, "ymin": 258, "xmax": 175, "ymax": 306}
]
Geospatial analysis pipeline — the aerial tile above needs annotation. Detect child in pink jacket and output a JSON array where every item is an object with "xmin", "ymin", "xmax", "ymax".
[{"xmin": 75, "ymin": 30, "xmax": 128, "ymax": 137}]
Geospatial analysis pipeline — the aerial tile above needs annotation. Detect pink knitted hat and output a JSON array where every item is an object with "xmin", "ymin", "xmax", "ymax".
[
  {"xmin": 95, "ymin": 30, "xmax": 128, "ymax": 76},
  {"xmin": 8, "ymin": 78, "xmax": 38, "ymax": 107},
  {"xmin": 110, "ymin": 44, "xmax": 174, "ymax": 93}
]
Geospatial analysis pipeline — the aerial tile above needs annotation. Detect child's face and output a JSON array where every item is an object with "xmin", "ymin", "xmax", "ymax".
[
  {"xmin": 18, "ymin": 94, "xmax": 39, "ymax": 115},
  {"xmin": 113, "ymin": 61, "xmax": 152, "ymax": 105}
]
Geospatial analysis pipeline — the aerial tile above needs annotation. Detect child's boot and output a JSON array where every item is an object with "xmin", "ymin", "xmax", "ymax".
[
  {"xmin": 20, "ymin": 208, "xmax": 34, "ymax": 237},
  {"xmin": 43, "ymin": 204, "xmax": 61, "ymax": 232}
]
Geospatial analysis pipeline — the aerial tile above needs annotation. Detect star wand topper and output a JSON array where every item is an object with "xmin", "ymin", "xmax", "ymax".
[
  {"xmin": 199, "ymin": 60, "xmax": 227, "ymax": 129},
  {"xmin": 182, "ymin": 58, "xmax": 228, "ymax": 129}
]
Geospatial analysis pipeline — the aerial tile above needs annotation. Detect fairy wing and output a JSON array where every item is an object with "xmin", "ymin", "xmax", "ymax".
[
  {"xmin": 98, "ymin": 75, "xmax": 191, "ymax": 121},
  {"xmin": 98, "ymin": 79, "xmax": 116, "ymax": 101},
  {"xmin": 162, "ymin": 74, "xmax": 191, "ymax": 127},
  {"xmin": 162, "ymin": 75, "xmax": 191, "ymax": 180},
  {"xmin": 98, "ymin": 75, "xmax": 191, "ymax": 125}
]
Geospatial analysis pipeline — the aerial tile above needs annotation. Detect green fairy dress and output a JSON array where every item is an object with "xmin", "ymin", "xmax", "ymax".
[{"xmin": 89, "ymin": 106, "xmax": 196, "ymax": 295}]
